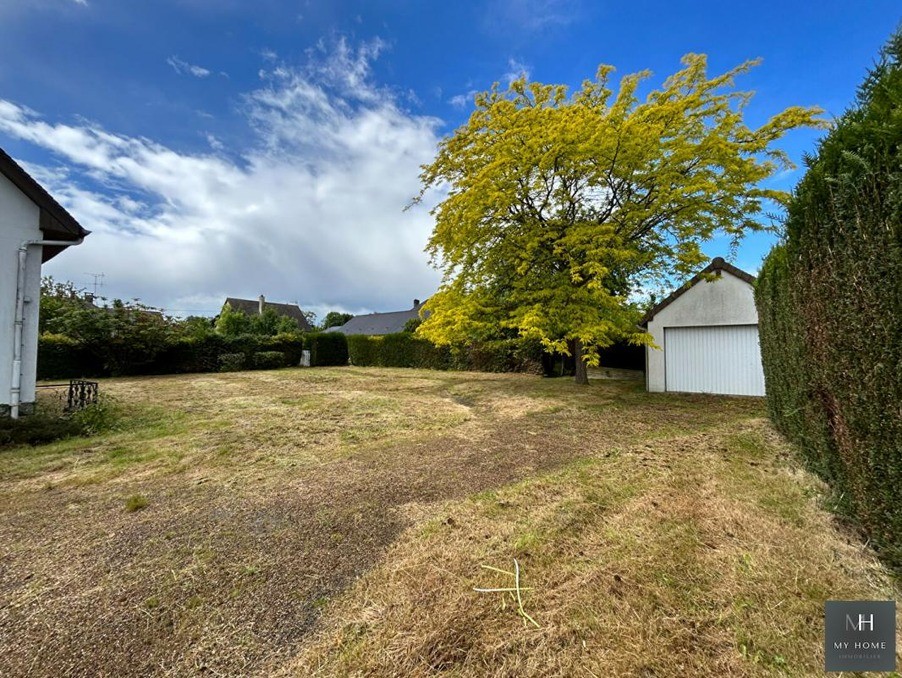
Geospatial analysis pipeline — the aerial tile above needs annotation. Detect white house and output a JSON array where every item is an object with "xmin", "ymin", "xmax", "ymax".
[
  {"xmin": 1, "ymin": 148, "xmax": 89, "ymax": 417},
  {"xmin": 640, "ymin": 257, "xmax": 765, "ymax": 397}
]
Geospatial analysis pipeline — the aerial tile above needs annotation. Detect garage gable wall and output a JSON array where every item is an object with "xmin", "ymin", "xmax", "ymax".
[{"xmin": 651, "ymin": 272, "xmax": 756, "ymax": 328}]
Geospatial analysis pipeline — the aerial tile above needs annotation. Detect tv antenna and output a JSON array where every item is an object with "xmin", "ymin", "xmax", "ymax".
[{"xmin": 85, "ymin": 272, "xmax": 106, "ymax": 296}]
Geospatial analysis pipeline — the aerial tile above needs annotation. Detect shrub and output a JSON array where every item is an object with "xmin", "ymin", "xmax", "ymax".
[
  {"xmin": 0, "ymin": 413, "xmax": 85, "ymax": 448},
  {"xmin": 218, "ymin": 353, "xmax": 246, "ymax": 372},
  {"xmin": 69, "ymin": 397, "xmax": 121, "ymax": 435},
  {"xmin": 755, "ymin": 30, "xmax": 902, "ymax": 568},
  {"xmin": 307, "ymin": 332, "xmax": 349, "ymax": 366},
  {"xmin": 252, "ymin": 351, "xmax": 287, "ymax": 370}
]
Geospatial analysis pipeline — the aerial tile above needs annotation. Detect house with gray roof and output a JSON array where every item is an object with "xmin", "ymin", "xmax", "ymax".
[
  {"xmin": 326, "ymin": 299, "xmax": 426, "ymax": 335},
  {"xmin": 222, "ymin": 295, "xmax": 313, "ymax": 331}
]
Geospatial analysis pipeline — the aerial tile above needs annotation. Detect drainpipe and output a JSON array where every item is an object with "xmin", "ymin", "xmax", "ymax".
[{"xmin": 10, "ymin": 238, "xmax": 84, "ymax": 418}]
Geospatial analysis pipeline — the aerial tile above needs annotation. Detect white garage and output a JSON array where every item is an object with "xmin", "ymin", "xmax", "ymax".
[{"xmin": 641, "ymin": 258, "xmax": 765, "ymax": 397}]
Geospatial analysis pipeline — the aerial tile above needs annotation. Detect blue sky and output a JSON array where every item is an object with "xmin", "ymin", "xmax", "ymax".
[{"xmin": 0, "ymin": 1, "xmax": 898, "ymax": 318}]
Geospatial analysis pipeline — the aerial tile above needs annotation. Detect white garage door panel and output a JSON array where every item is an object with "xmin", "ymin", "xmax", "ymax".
[{"xmin": 665, "ymin": 325, "xmax": 765, "ymax": 396}]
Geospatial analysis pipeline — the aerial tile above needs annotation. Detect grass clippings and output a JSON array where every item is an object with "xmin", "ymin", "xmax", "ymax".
[
  {"xmin": 0, "ymin": 367, "xmax": 896, "ymax": 677},
  {"xmin": 124, "ymin": 493, "xmax": 149, "ymax": 512}
]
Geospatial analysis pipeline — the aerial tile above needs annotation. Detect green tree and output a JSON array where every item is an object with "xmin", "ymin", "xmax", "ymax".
[
  {"xmin": 214, "ymin": 304, "xmax": 305, "ymax": 336},
  {"xmin": 176, "ymin": 315, "xmax": 217, "ymax": 339},
  {"xmin": 415, "ymin": 54, "xmax": 825, "ymax": 383},
  {"xmin": 45, "ymin": 293, "xmax": 176, "ymax": 375},
  {"xmin": 251, "ymin": 308, "xmax": 302, "ymax": 335},
  {"xmin": 214, "ymin": 303, "xmax": 254, "ymax": 336},
  {"xmin": 321, "ymin": 311, "xmax": 353, "ymax": 330},
  {"xmin": 39, "ymin": 277, "xmax": 87, "ymax": 334}
]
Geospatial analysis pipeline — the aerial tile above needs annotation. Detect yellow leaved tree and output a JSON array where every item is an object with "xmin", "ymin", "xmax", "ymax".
[{"xmin": 414, "ymin": 54, "xmax": 825, "ymax": 384}]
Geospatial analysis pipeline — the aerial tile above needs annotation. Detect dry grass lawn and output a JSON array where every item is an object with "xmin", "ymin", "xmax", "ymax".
[{"xmin": 0, "ymin": 367, "xmax": 898, "ymax": 677}]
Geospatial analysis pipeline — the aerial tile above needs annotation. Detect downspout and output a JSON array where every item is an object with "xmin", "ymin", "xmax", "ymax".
[{"xmin": 10, "ymin": 238, "xmax": 84, "ymax": 418}]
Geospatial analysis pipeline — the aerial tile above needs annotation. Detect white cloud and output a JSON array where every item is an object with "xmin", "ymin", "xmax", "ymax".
[
  {"xmin": 503, "ymin": 58, "xmax": 531, "ymax": 85},
  {"xmin": 204, "ymin": 132, "xmax": 224, "ymax": 151},
  {"xmin": 73, "ymin": 0, "xmax": 88, "ymax": 5},
  {"xmin": 167, "ymin": 56, "xmax": 212, "ymax": 78},
  {"xmin": 0, "ymin": 39, "xmax": 444, "ymax": 318},
  {"xmin": 488, "ymin": 0, "xmax": 581, "ymax": 30},
  {"xmin": 449, "ymin": 90, "xmax": 478, "ymax": 109}
]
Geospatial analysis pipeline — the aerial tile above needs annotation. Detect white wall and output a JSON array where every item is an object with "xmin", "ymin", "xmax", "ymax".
[
  {"xmin": 646, "ymin": 271, "xmax": 758, "ymax": 393},
  {"xmin": 0, "ymin": 173, "xmax": 43, "ymax": 410}
]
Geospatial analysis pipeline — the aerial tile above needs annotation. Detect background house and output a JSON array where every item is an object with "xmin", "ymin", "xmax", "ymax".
[
  {"xmin": 222, "ymin": 295, "xmax": 313, "ymax": 331},
  {"xmin": 640, "ymin": 258, "xmax": 765, "ymax": 396},
  {"xmin": 326, "ymin": 299, "xmax": 425, "ymax": 335},
  {"xmin": 1, "ymin": 147, "xmax": 89, "ymax": 417}
]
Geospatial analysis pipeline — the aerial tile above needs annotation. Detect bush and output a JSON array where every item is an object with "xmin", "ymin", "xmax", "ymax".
[
  {"xmin": 218, "ymin": 353, "xmax": 246, "ymax": 372},
  {"xmin": 755, "ymin": 30, "xmax": 902, "ymax": 568},
  {"xmin": 307, "ymin": 332, "xmax": 349, "ymax": 366},
  {"xmin": 252, "ymin": 351, "xmax": 287, "ymax": 370},
  {"xmin": 69, "ymin": 397, "xmax": 121, "ymax": 435},
  {"xmin": 0, "ymin": 413, "xmax": 85, "ymax": 448}
]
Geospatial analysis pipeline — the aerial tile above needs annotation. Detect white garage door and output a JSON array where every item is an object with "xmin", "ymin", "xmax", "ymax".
[{"xmin": 664, "ymin": 325, "xmax": 765, "ymax": 396}]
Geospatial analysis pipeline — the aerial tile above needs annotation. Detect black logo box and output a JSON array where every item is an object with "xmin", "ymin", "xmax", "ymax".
[{"xmin": 825, "ymin": 600, "xmax": 896, "ymax": 672}]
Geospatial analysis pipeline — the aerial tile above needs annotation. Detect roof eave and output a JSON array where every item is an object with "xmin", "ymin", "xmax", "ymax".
[{"xmin": 0, "ymin": 147, "xmax": 89, "ymax": 244}]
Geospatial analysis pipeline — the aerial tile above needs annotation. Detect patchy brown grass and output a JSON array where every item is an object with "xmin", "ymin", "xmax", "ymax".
[
  {"xmin": 0, "ymin": 367, "xmax": 896, "ymax": 676},
  {"xmin": 282, "ymin": 422, "xmax": 901, "ymax": 678}
]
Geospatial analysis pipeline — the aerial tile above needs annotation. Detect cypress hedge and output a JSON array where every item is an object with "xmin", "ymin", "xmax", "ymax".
[
  {"xmin": 347, "ymin": 333, "xmax": 544, "ymax": 374},
  {"xmin": 755, "ymin": 30, "xmax": 902, "ymax": 568},
  {"xmin": 37, "ymin": 332, "xmax": 322, "ymax": 379},
  {"xmin": 307, "ymin": 332, "xmax": 349, "ymax": 367}
]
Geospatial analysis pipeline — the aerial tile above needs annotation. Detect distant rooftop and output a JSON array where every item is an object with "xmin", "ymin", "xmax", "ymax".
[
  {"xmin": 327, "ymin": 299, "xmax": 425, "ymax": 335},
  {"xmin": 224, "ymin": 296, "xmax": 313, "ymax": 331}
]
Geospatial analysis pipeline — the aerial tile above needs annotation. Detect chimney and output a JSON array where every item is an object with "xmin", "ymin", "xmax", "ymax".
[
  {"xmin": 413, "ymin": 298, "xmax": 421, "ymax": 308},
  {"xmin": 84, "ymin": 293, "xmax": 95, "ymax": 305},
  {"xmin": 258, "ymin": 295, "xmax": 265, "ymax": 315}
]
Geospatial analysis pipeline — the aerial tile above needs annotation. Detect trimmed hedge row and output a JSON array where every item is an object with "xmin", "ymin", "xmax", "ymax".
[
  {"xmin": 37, "ymin": 331, "xmax": 349, "ymax": 379},
  {"xmin": 308, "ymin": 332, "xmax": 349, "ymax": 368},
  {"xmin": 755, "ymin": 32, "xmax": 902, "ymax": 568},
  {"xmin": 347, "ymin": 333, "xmax": 545, "ymax": 374}
]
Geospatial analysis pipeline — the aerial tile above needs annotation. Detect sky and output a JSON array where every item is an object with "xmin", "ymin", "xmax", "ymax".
[{"xmin": 0, "ymin": 1, "xmax": 898, "ymax": 320}]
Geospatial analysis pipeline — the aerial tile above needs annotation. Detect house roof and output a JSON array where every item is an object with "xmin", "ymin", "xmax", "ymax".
[
  {"xmin": 326, "ymin": 301, "xmax": 425, "ymax": 335},
  {"xmin": 0, "ymin": 146, "xmax": 90, "ymax": 262},
  {"xmin": 639, "ymin": 257, "xmax": 756, "ymax": 327},
  {"xmin": 223, "ymin": 297, "xmax": 313, "ymax": 331}
]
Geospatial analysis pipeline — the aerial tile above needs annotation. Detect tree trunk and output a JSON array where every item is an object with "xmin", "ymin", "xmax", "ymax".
[{"xmin": 571, "ymin": 338, "xmax": 589, "ymax": 385}]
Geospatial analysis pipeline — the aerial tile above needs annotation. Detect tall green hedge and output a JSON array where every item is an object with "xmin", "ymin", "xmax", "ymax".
[
  {"xmin": 37, "ymin": 332, "xmax": 314, "ymax": 379},
  {"xmin": 307, "ymin": 332, "xmax": 349, "ymax": 366},
  {"xmin": 347, "ymin": 334, "xmax": 544, "ymax": 374},
  {"xmin": 755, "ymin": 30, "xmax": 902, "ymax": 568},
  {"xmin": 36, "ymin": 334, "xmax": 103, "ymax": 380}
]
